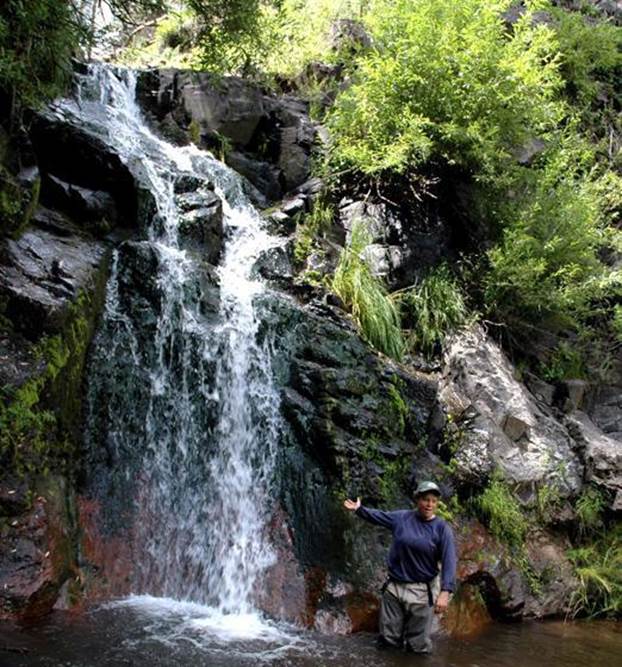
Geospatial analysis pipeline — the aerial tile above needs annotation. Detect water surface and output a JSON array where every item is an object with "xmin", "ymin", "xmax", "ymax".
[{"xmin": 1, "ymin": 601, "xmax": 619, "ymax": 667}]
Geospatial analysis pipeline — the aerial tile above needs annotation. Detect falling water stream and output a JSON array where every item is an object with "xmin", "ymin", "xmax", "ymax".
[{"xmin": 56, "ymin": 64, "xmax": 287, "ymax": 639}]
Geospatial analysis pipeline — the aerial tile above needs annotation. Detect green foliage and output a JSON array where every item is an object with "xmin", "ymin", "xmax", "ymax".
[
  {"xmin": 484, "ymin": 137, "xmax": 622, "ymax": 334},
  {"xmin": 294, "ymin": 199, "xmax": 333, "ymax": 264},
  {"xmin": 474, "ymin": 476, "xmax": 527, "ymax": 550},
  {"xmin": 360, "ymin": 435, "xmax": 410, "ymax": 504},
  {"xmin": 386, "ymin": 380, "xmax": 407, "ymax": 438},
  {"xmin": 188, "ymin": 119, "xmax": 201, "ymax": 145},
  {"xmin": 535, "ymin": 481, "xmax": 563, "ymax": 524},
  {"xmin": 395, "ymin": 265, "xmax": 467, "ymax": 357},
  {"xmin": 262, "ymin": 0, "xmax": 370, "ymax": 76},
  {"xmin": 377, "ymin": 457, "xmax": 409, "ymax": 505},
  {"xmin": 187, "ymin": 0, "xmax": 283, "ymax": 75},
  {"xmin": 332, "ymin": 221, "xmax": 404, "ymax": 360},
  {"xmin": 0, "ymin": 0, "xmax": 174, "ymax": 121},
  {"xmin": 436, "ymin": 495, "xmax": 462, "ymax": 522},
  {"xmin": 0, "ymin": 165, "xmax": 40, "ymax": 238},
  {"xmin": 0, "ymin": 377, "xmax": 56, "ymax": 477},
  {"xmin": 612, "ymin": 305, "xmax": 622, "ymax": 344},
  {"xmin": 551, "ymin": 7, "xmax": 621, "ymax": 108},
  {"xmin": 155, "ymin": 10, "xmax": 196, "ymax": 50},
  {"xmin": 472, "ymin": 475, "xmax": 544, "ymax": 592},
  {"xmin": 575, "ymin": 485, "xmax": 606, "ymax": 535},
  {"xmin": 540, "ymin": 341, "xmax": 586, "ymax": 382},
  {"xmin": 568, "ymin": 523, "xmax": 622, "ymax": 618},
  {"xmin": 327, "ymin": 0, "xmax": 564, "ymax": 178},
  {"xmin": 119, "ymin": 8, "xmax": 200, "ymax": 69},
  {"xmin": 0, "ymin": 1, "xmax": 89, "ymax": 119}
]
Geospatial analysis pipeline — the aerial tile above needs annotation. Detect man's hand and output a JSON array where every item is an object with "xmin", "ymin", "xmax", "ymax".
[
  {"xmin": 434, "ymin": 591, "xmax": 450, "ymax": 614},
  {"xmin": 344, "ymin": 497, "xmax": 361, "ymax": 511}
]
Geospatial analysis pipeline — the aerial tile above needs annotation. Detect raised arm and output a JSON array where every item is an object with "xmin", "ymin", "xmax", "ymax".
[{"xmin": 343, "ymin": 497, "xmax": 398, "ymax": 530}]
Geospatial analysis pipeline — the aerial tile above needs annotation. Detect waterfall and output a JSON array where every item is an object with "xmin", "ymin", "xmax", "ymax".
[{"xmin": 67, "ymin": 65, "xmax": 283, "ymax": 620}]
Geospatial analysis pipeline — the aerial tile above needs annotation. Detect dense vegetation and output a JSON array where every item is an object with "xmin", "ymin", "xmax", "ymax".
[{"xmin": 119, "ymin": 0, "xmax": 621, "ymax": 370}]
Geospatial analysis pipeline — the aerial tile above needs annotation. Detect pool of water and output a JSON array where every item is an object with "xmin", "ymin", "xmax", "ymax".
[{"xmin": 1, "ymin": 597, "xmax": 620, "ymax": 667}]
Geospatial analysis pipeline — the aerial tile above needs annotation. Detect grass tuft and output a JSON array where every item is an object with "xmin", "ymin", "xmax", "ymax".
[{"xmin": 332, "ymin": 221, "xmax": 404, "ymax": 360}]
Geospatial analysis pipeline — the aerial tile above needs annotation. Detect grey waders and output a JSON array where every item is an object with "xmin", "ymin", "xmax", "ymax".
[{"xmin": 378, "ymin": 577, "xmax": 440, "ymax": 653}]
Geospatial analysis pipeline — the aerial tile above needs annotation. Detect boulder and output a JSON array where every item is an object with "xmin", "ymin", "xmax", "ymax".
[
  {"xmin": 523, "ymin": 528, "xmax": 578, "ymax": 618},
  {"xmin": 589, "ymin": 384, "xmax": 622, "ymax": 441},
  {"xmin": 252, "ymin": 244, "xmax": 294, "ymax": 283},
  {"xmin": 30, "ymin": 111, "xmax": 153, "ymax": 228},
  {"xmin": 179, "ymin": 73, "xmax": 267, "ymax": 147},
  {"xmin": 335, "ymin": 196, "xmax": 456, "ymax": 290},
  {"xmin": 41, "ymin": 174, "xmax": 118, "ymax": 230},
  {"xmin": 276, "ymin": 97, "xmax": 317, "ymax": 193},
  {"xmin": 0, "ymin": 217, "xmax": 107, "ymax": 338},
  {"xmin": 338, "ymin": 200, "xmax": 391, "ymax": 244},
  {"xmin": 175, "ymin": 188, "xmax": 223, "ymax": 264},
  {"xmin": 566, "ymin": 411, "xmax": 622, "ymax": 510},
  {"xmin": 225, "ymin": 151, "xmax": 282, "ymax": 202},
  {"xmin": 329, "ymin": 19, "xmax": 373, "ymax": 52},
  {"xmin": 440, "ymin": 325, "xmax": 582, "ymax": 495}
]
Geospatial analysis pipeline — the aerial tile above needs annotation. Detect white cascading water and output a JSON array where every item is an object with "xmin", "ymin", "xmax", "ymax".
[{"xmin": 64, "ymin": 65, "xmax": 286, "ymax": 636}]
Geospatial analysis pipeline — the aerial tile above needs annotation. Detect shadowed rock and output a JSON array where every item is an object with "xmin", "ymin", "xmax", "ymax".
[{"xmin": 0, "ymin": 217, "xmax": 107, "ymax": 338}]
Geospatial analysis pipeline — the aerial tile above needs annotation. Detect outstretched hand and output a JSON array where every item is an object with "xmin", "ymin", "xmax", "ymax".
[{"xmin": 344, "ymin": 497, "xmax": 361, "ymax": 512}]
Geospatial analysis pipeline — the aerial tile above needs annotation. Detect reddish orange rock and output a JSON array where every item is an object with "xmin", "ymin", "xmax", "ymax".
[{"xmin": 443, "ymin": 583, "xmax": 492, "ymax": 639}]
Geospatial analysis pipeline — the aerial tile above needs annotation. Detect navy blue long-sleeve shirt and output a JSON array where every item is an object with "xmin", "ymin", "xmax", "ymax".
[{"xmin": 355, "ymin": 506, "xmax": 457, "ymax": 592}]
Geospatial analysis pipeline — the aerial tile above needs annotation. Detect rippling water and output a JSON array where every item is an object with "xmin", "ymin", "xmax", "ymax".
[{"xmin": 0, "ymin": 604, "xmax": 619, "ymax": 667}]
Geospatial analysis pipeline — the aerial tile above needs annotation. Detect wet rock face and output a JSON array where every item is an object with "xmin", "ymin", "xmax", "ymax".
[
  {"xmin": 275, "ymin": 299, "xmax": 439, "ymax": 500},
  {"xmin": 442, "ymin": 582, "xmax": 492, "ymax": 638},
  {"xmin": 0, "ymin": 214, "xmax": 107, "ymax": 339},
  {"xmin": 257, "ymin": 293, "xmax": 448, "ymax": 628},
  {"xmin": 30, "ymin": 112, "xmax": 152, "ymax": 228},
  {"xmin": 75, "ymin": 497, "xmax": 134, "ymax": 603},
  {"xmin": 175, "ymin": 188, "xmax": 224, "ymax": 264},
  {"xmin": 0, "ymin": 477, "xmax": 74, "ymax": 622},
  {"xmin": 440, "ymin": 325, "xmax": 582, "ymax": 496},
  {"xmin": 136, "ymin": 69, "xmax": 320, "ymax": 202},
  {"xmin": 590, "ymin": 382, "xmax": 622, "ymax": 441},
  {"xmin": 454, "ymin": 519, "xmax": 577, "ymax": 622}
]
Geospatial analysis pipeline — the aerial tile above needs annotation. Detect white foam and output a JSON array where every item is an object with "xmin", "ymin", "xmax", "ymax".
[{"xmin": 107, "ymin": 595, "xmax": 294, "ymax": 643}]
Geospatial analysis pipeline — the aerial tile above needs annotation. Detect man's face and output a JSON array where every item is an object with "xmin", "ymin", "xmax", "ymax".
[{"xmin": 416, "ymin": 492, "xmax": 439, "ymax": 520}]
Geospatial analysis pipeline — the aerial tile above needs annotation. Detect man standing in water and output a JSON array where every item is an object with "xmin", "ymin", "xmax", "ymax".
[{"xmin": 344, "ymin": 481, "xmax": 457, "ymax": 653}]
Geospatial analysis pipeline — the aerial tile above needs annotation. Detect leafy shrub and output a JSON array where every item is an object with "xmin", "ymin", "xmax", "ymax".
[
  {"xmin": 262, "ymin": 0, "xmax": 370, "ymax": 76},
  {"xmin": 327, "ymin": 0, "xmax": 564, "ymax": 179},
  {"xmin": 0, "ymin": 0, "xmax": 89, "ymax": 119},
  {"xmin": 484, "ymin": 138, "xmax": 622, "ymax": 333},
  {"xmin": 395, "ymin": 265, "xmax": 467, "ymax": 357},
  {"xmin": 332, "ymin": 221, "xmax": 404, "ymax": 360},
  {"xmin": 551, "ymin": 7, "xmax": 621, "ymax": 108},
  {"xmin": 612, "ymin": 305, "xmax": 622, "ymax": 344}
]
